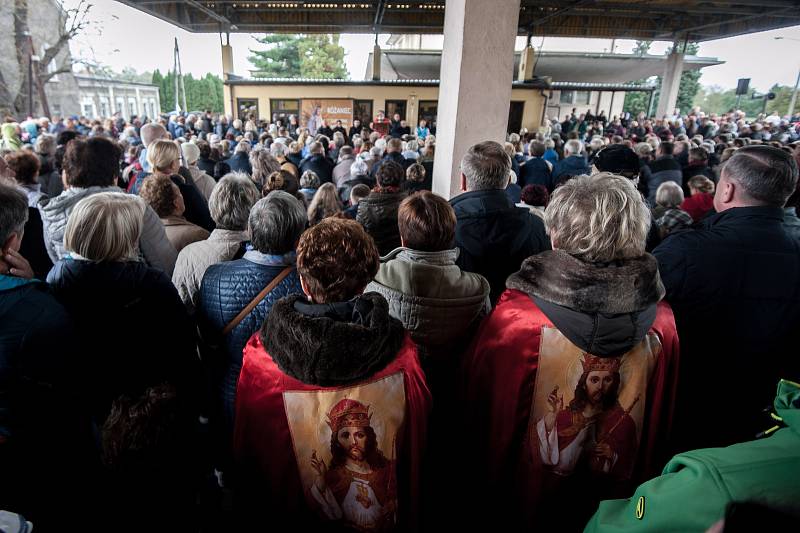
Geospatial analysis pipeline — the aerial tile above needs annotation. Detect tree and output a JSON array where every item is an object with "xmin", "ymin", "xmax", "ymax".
[
  {"xmin": 151, "ymin": 69, "xmax": 224, "ymax": 113},
  {"xmin": 694, "ymin": 83, "xmax": 796, "ymax": 118},
  {"xmin": 0, "ymin": 0, "xmax": 94, "ymax": 118},
  {"xmin": 632, "ymin": 40, "xmax": 652, "ymax": 56},
  {"xmin": 249, "ymin": 34, "xmax": 347, "ymax": 79},
  {"xmin": 298, "ymin": 34, "xmax": 348, "ymax": 79}
]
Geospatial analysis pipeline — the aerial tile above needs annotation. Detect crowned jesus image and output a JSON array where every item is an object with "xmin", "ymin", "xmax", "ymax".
[
  {"xmin": 536, "ymin": 354, "xmax": 638, "ymax": 480},
  {"xmin": 310, "ymin": 398, "xmax": 398, "ymax": 531}
]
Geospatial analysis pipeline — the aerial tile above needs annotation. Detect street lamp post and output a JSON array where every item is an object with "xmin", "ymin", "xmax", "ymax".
[{"xmin": 775, "ymin": 37, "xmax": 800, "ymax": 118}]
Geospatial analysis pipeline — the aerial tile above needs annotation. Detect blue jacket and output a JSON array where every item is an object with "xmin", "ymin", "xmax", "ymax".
[
  {"xmin": 450, "ymin": 189, "xmax": 550, "ymax": 303},
  {"xmin": 225, "ymin": 152, "xmax": 252, "ymax": 175},
  {"xmin": 0, "ymin": 276, "xmax": 95, "ymax": 523},
  {"xmin": 543, "ymin": 148, "xmax": 559, "ymax": 166},
  {"xmin": 552, "ymin": 154, "xmax": 590, "ymax": 183},
  {"xmin": 0, "ymin": 277, "xmax": 73, "ymax": 441},
  {"xmin": 198, "ymin": 255, "xmax": 303, "ymax": 424},
  {"xmin": 519, "ymin": 157, "xmax": 553, "ymax": 190},
  {"xmin": 653, "ymin": 206, "xmax": 800, "ymax": 450}
]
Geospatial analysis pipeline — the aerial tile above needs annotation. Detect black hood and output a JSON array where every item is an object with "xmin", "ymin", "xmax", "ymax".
[
  {"xmin": 507, "ymin": 250, "xmax": 665, "ymax": 357},
  {"xmin": 260, "ymin": 293, "xmax": 405, "ymax": 386}
]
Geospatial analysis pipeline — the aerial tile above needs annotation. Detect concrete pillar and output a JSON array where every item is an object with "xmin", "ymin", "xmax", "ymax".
[
  {"xmin": 517, "ymin": 45, "xmax": 536, "ymax": 81},
  {"xmin": 656, "ymin": 51, "xmax": 684, "ymax": 118},
  {"xmin": 109, "ymin": 85, "xmax": 116, "ymax": 115},
  {"xmin": 372, "ymin": 44, "xmax": 381, "ymax": 81},
  {"xmin": 221, "ymin": 44, "xmax": 234, "ymax": 81},
  {"xmin": 432, "ymin": 0, "xmax": 521, "ymax": 199}
]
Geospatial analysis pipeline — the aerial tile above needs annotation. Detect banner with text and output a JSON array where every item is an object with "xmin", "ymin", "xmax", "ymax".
[{"xmin": 301, "ymin": 99, "xmax": 354, "ymax": 134}]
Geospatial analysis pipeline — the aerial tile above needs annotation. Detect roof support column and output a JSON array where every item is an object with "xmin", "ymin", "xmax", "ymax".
[
  {"xmin": 372, "ymin": 43, "xmax": 382, "ymax": 81},
  {"xmin": 655, "ymin": 50, "xmax": 684, "ymax": 118},
  {"xmin": 433, "ymin": 0, "xmax": 521, "ymax": 199},
  {"xmin": 221, "ymin": 33, "xmax": 234, "ymax": 81}
]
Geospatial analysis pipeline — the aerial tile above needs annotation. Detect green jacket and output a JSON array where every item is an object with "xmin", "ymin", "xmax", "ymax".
[{"xmin": 584, "ymin": 379, "xmax": 800, "ymax": 533}]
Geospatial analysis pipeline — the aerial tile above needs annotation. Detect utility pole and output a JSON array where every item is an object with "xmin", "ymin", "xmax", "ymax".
[{"xmin": 173, "ymin": 38, "xmax": 187, "ymax": 113}]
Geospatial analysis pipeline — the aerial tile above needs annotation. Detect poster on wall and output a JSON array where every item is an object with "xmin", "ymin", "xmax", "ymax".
[{"xmin": 301, "ymin": 99, "xmax": 354, "ymax": 134}]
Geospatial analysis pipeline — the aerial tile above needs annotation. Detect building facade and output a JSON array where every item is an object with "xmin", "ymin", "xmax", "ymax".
[
  {"xmin": 224, "ymin": 78, "xmax": 549, "ymax": 134},
  {"xmin": 74, "ymin": 75, "xmax": 161, "ymax": 120}
]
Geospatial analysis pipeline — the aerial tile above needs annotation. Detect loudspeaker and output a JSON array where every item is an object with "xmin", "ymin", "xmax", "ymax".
[{"xmin": 735, "ymin": 78, "xmax": 750, "ymax": 96}]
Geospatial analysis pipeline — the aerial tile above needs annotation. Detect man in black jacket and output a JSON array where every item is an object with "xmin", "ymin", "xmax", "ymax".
[
  {"xmin": 299, "ymin": 141, "xmax": 335, "ymax": 183},
  {"xmin": 653, "ymin": 145, "xmax": 800, "ymax": 452},
  {"xmin": 371, "ymin": 138, "xmax": 412, "ymax": 177},
  {"xmin": 0, "ymin": 183, "xmax": 89, "ymax": 527},
  {"xmin": 450, "ymin": 141, "xmax": 550, "ymax": 303}
]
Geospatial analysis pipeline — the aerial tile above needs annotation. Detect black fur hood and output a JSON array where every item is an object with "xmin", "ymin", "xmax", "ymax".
[
  {"xmin": 260, "ymin": 293, "xmax": 405, "ymax": 386},
  {"xmin": 506, "ymin": 250, "xmax": 665, "ymax": 357}
]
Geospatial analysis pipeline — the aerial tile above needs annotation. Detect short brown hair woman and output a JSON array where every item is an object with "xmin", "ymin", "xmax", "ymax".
[
  {"xmin": 233, "ymin": 216, "xmax": 430, "ymax": 528},
  {"xmin": 367, "ymin": 191, "xmax": 490, "ymax": 361}
]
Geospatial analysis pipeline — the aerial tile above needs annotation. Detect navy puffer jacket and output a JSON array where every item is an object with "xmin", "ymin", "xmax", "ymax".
[{"xmin": 198, "ymin": 259, "xmax": 302, "ymax": 424}]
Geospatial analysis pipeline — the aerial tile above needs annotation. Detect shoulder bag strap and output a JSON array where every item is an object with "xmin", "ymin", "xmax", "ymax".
[{"xmin": 221, "ymin": 266, "xmax": 294, "ymax": 336}]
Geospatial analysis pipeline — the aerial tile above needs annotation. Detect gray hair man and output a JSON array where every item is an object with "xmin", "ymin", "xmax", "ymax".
[
  {"xmin": 172, "ymin": 172, "xmax": 260, "ymax": 312},
  {"xmin": 450, "ymin": 140, "xmax": 550, "ymax": 303},
  {"xmin": 552, "ymin": 139, "xmax": 590, "ymax": 184},
  {"xmin": 654, "ymin": 144, "xmax": 800, "ymax": 451},
  {"xmin": 197, "ymin": 190, "xmax": 306, "ymax": 424}
]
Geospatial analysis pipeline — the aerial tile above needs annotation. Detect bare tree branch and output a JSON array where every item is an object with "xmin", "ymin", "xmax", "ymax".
[{"xmin": 38, "ymin": 66, "xmax": 72, "ymax": 84}]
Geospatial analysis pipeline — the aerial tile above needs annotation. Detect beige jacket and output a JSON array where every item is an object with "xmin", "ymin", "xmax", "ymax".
[
  {"xmin": 162, "ymin": 216, "xmax": 210, "ymax": 252},
  {"xmin": 171, "ymin": 228, "xmax": 249, "ymax": 313}
]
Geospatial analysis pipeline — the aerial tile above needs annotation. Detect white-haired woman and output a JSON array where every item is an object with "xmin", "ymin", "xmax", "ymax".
[
  {"xmin": 46, "ymin": 191, "xmax": 201, "ymax": 527},
  {"xmin": 460, "ymin": 172, "xmax": 679, "ymax": 530},
  {"xmin": 181, "ymin": 142, "xmax": 216, "ymax": 200},
  {"xmin": 172, "ymin": 172, "xmax": 261, "ymax": 312}
]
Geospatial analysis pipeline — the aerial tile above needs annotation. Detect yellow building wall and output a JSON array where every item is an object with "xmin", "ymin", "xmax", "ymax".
[{"xmin": 225, "ymin": 83, "xmax": 546, "ymax": 132}]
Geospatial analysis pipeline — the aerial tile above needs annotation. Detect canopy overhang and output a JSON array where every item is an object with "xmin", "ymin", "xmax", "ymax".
[{"xmin": 115, "ymin": 1, "xmax": 800, "ymax": 41}]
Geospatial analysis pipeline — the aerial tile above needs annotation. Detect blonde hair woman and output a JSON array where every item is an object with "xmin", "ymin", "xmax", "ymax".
[
  {"xmin": 146, "ymin": 139, "xmax": 182, "ymax": 177},
  {"xmin": 144, "ymin": 139, "xmax": 215, "ymax": 233},
  {"xmin": 46, "ymin": 191, "xmax": 201, "ymax": 517},
  {"xmin": 307, "ymin": 182, "xmax": 342, "ymax": 225}
]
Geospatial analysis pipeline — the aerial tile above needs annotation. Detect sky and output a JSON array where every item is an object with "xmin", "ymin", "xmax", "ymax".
[{"xmin": 64, "ymin": 0, "xmax": 800, "ymax": 92}]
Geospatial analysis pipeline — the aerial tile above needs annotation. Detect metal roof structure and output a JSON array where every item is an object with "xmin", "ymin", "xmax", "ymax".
[
  {"xmin": 361, "ymin": 49, "xmax": 723, "ymax": 83},
  {"xmin": 225, "ymin": 76, "xmax": 655, "ymax": 92},
  {"xmin": 116, "ymin": 1, "xmax": 800, "ymax": 41}
]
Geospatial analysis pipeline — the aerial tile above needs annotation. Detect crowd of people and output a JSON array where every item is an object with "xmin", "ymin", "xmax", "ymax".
[{"xmin": 1, "ymin": 104, "xmax": 799, "ymax": 532}]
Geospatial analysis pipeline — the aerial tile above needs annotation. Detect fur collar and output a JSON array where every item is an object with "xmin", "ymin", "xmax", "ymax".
[
  {"xmin": 506, "ymin": 250, "xmax": 664, "ymax": 314},
  {"xmin": 260, "ymin": 293, "xmax": 405, "ymax": 386}
]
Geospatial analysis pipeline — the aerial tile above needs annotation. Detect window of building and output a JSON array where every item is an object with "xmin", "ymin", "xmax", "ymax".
[
  {"xmin": 128, "ymin": 98, "xmax": 137, "ymax": 118},
  {"xmin": 116, "ymin": 97, "xmax": 125, "ymax": 116},
  {"xmin": 576, "ymin": 91, "xmax": 591, "ymax": 105},
  {"xmin": 99, "ymin": 97, "xmax": 109, "ymax": 118},
  {"xmin": 237, "ymin": 98, "xmax": 259, "ymax": 122},
  {"xmin": 353, "ymin": 99, "xmax": 373, "ymax": 125},
  {"xmin": 81, "ymin": 98, "xmax": 94, "ymax": 117},
  {"xmin": 559, "ymin": 90, "xmax": 575, "ymax": 104},
  {"xmin": 385, "ymin": 100, "xmax": 407, "ymax": 120},
  {"xmin": 269, "ymin": 99, "xmax": 299, "ymax": 123},
  {"xmin": 418, "ymin": 100, "xmax": 437, "ymax": 127}
]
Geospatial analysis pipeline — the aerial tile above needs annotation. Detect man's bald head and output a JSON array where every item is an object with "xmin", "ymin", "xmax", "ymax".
[{"xmin": 141, "ymin": 123, "xmax": 168, "ymax": 148}]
